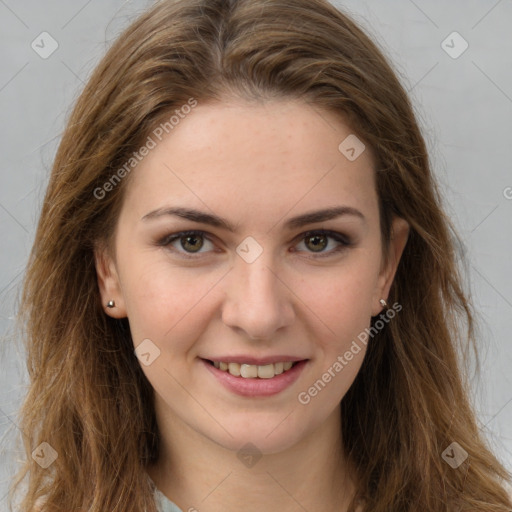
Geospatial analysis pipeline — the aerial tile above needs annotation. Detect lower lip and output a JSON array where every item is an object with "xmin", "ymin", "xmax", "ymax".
[{"xmin": 201, "ymin": 359, "xmax": 308, "ymax": 397}]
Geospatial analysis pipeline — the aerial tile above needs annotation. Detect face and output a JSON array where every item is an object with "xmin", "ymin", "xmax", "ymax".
[{"xmin": 95, "ymin": 98, "xmax": 408, "ymax": 455}]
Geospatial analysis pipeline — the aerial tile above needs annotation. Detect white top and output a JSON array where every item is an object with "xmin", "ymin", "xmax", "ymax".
[
  {"xmin": 154, "ymin": 486, "xmax": 183, "ymax": 512},
  {"xmin": 34, "ymin": 485, "xmax": 184, "ymax": 512}
]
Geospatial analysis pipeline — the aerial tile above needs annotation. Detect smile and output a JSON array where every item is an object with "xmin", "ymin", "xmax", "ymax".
[
  {"xmin": 201, "ymin": 358, "xmax": 309, "ymax": 397},
  {"xmin": 207, "ymin": 360, "xmax": 297, "ymax": 379}
]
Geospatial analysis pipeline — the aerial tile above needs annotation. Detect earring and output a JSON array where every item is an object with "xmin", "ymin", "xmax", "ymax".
[
  {"xmin": 107, "ymin": 300, "xmax": 116, "ymax": 308},
  {"xmin": 379, "ymin": 299, "xmax": 388, "ymax": 309}
]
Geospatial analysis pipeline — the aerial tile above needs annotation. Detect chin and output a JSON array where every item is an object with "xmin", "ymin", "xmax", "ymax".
[{"xmin": 203, "ymin": 414, "xmax": 311, "ymax": 456}]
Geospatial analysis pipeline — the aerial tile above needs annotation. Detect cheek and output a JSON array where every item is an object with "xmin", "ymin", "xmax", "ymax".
[
  {"xmin": 119, "ymin": 244, "xmax": 380, "ymax": 358},
  {"xmin": 119, "ymin": 255, "xmax": 221, "ymax": 351},
  {"xmin": 293, "ymin": 255, "xmax": 379, "ymax": 346},
  {"xmin": 293, "ymin": 267, "xmax": 375, "ymax": 405}
]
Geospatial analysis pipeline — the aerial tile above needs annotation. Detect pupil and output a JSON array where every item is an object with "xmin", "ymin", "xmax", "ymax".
[
  {"xmin": 182, "ymin": 235, "xmax": 203, "ymax": 252},
  {"xmin": 307, "ymin": 235, "xmax": 327, "ymax": 252}
]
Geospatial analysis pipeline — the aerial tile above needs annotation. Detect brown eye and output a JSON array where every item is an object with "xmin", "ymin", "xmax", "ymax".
[
  {"xmin": 158, "ymin": 230, "xmax": 214, "ymax": 257},
  {"xmin": 180, "ymin": 234, "xmax": 204, "ymax": 252},
  {"xmin": 304, "ymin": 234, "xmax": 328, "ymax": 252},
  {"xmin": 294, "ymin": 230, "xmax": 352, "ymax": 258}
]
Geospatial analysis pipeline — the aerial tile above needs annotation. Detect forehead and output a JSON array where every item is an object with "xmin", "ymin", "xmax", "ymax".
[{"xmin": 122, "ymin": 99, "xmax": 379, "ymax": 225}]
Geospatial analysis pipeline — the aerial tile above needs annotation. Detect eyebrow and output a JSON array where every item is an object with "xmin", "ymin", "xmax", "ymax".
[{"xmin": 141, "ymin": 205, "xmax": 366, "ymax": 231}]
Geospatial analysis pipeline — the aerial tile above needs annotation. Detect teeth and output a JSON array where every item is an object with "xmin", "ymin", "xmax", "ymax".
[
  {"xmin": 228, "ymin": 362, "xmax": 241, "ymax": 376},
  {"xmin": 241, "ymin": 364, "xmax": 258, "ymax": 378},
  {"xmin": 212, "ymin": 360, "xmax": 298, "ymax": 379}
]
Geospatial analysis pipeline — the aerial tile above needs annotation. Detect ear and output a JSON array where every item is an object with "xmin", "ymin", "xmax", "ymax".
[
  {"xmin": 94, "ymin": 242, "xmax": 127, "ymax": 319},
  {"xmin": 372, "ymin": 216, "xmax": 410, "ymax": 316}
]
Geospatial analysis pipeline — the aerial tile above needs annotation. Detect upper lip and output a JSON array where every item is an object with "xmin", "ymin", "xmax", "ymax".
[{"xmin": 202, "ymin": 355, "xmax": 308, "ymax": 365}]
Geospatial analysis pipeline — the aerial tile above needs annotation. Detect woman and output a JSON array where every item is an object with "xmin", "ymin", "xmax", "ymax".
[{"xmin": 9, "ymin": 0, "xmax": 512, "ymax": 511}]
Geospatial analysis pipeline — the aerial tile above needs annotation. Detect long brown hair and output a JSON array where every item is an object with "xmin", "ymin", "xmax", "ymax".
[{"xmin": 9, "ymin": 0, "xmax": 512, "ymax": 510}]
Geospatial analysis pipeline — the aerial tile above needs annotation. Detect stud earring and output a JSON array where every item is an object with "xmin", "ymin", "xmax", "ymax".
[
  {"xmin": 107, "ymin": 300, "xmax": 116, "ymax": 308},
  {"xmin": 379, "ymin": 299, "xmax": 388, "ymax": 309}
]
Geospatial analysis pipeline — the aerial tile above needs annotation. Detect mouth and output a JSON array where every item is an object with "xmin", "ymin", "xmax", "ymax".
[
  {"xmin": 201, "ymin": 358, "xmax": 309, "ymax": 397},
  {"xmin": 202, "ymin": 359, "xmax": 302, "ymax": 379}
]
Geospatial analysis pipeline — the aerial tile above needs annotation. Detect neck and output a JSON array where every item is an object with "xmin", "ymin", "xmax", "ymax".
[{"xmin": 147, "ymin": 404, "xmax": 359, "ymax": 512}]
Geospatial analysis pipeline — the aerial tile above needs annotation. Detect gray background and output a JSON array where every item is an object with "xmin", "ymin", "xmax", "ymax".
[{"xmin": 1, "ymin": 0, "xmax": 511, "ymax": 507}]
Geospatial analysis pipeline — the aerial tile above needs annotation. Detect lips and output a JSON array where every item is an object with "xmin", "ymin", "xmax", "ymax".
[
  {"xmin": 204, "ymin": 359, "xmax": 300, "ymax": 379},
  {"xmin": 202, "ymin": 355, "xmax": 307, "ymax": 365},
  {"xmin": 202, "ymin": 358, "xmax": 309, "ymax": 397}
]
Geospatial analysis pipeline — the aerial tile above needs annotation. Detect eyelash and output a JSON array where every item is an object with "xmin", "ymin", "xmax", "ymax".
[{"xmin": 156, "ymin": 229, "xmax": 352, "ymax": 260}]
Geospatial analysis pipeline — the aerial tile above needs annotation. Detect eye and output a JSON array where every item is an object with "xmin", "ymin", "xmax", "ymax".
[
  {"xmin": 293, "ymin": 230, "xmax": 352, "ymax": 258},
  {"xmin": 158, "ymin": 230, "xmax": 215, "ymax": 257},
  {"xmin": 157, "ymin": 229, "xmax": 352, "ymax": 259}
]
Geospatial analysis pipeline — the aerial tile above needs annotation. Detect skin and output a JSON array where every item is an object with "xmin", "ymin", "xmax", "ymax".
[{"xmin": 95, "ymin": 98, "xmax": 409, "ymax": 512}]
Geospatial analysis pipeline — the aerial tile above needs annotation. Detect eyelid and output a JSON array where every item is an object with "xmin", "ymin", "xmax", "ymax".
[
  {"xmin": 157, "ymin": 229, "xmax": 353, "ymax": 259},
  {"xmin": 294, "ymin": 229, "xmax": 352, "ymax": 245},
  {"xmin": 157, "ymin": 230, "xmax": 217, "ymax": 258},
  {"xmin": 290, "ymin": 229, "xmax": 353, "ymax": 259}
]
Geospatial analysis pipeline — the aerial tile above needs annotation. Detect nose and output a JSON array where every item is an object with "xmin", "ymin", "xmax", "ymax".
[{"xmin": 221, "ymin": 252, "xmax": 295, "ymax": 341}]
